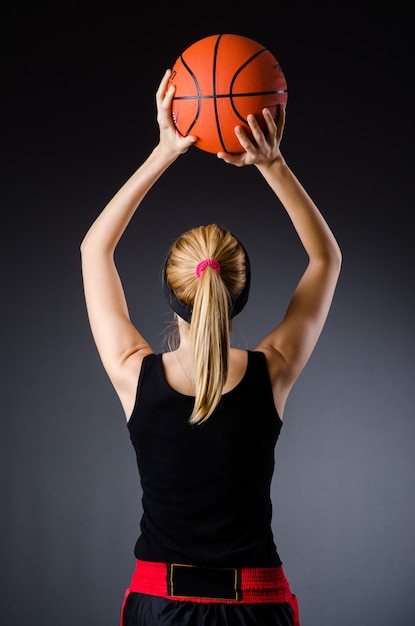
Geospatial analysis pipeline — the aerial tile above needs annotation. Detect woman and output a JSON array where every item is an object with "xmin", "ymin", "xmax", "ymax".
[{"xmin": 81, "ymin": 69, "xmax": 341, "ymax": 626}]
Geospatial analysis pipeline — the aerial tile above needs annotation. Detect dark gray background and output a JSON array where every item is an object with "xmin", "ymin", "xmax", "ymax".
[{"xmin": 1, "ymin": 4, "xmax": 414, "ymax": 625}]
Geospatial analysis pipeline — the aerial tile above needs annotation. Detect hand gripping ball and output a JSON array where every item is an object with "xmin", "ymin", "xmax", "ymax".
[{"xmin": 168, "ymin": 33, "xmax": 288, "ymax": 154}]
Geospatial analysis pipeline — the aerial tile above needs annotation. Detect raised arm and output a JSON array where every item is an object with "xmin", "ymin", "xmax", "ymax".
[
  {"xmin": 80, "ymin": 70, "xmax": 196, "ymax": 417},
  {"xmin": 218, "ymin": 108, "xmax": 342, "ymax": 416}
]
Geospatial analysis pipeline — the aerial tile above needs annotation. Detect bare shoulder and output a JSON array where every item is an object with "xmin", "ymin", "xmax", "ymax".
[{"xmin": 225, "ymin": 348, "xmax": 249, "ymax": 392}]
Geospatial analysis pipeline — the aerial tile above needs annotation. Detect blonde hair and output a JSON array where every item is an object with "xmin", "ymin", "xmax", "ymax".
[{"xmin": 165, "ymin": 224, "xmax": 248, "ymax": 424}]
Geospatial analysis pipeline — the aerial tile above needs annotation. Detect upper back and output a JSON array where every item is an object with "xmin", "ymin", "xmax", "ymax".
[{"xmin": 127, "ymin": 350, "xmax": 283, "ymax": 566}]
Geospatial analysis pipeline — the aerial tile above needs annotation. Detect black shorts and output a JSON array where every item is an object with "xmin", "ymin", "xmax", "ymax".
[{"xmin": 122, "ymin": 592, "xmax": 298, "ymax": 626}]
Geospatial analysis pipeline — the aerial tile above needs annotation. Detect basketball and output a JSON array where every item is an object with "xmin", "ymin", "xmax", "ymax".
[{"xmin": 168, "ymin": 34, "xmax": 288, "ymax": 154}]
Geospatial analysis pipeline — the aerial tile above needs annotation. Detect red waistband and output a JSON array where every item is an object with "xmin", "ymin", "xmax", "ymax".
[{"xmin": 127, "ymin": 559, "xmax": 294, "ymax": 604}]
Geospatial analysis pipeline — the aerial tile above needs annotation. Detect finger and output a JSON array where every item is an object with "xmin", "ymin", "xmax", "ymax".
[
  {"xmin": 156, "ymin": 69, "xmax": 172, "ymax": 105},
  {"xmin": 158, "ymin": 84, "xmax": 175, "ymax": 128},
  {"xmin": 262, "ymin": 107, "xmax": 277, "ymax": 135},
  {"xmin": 246, "ymin": 113, "xmax": 266, "ymax": 145},
  {"xmin": 217, "ymin": 152, "xmax": 246, "ymax": 166},
  {"xmin": 184, "ymin": 134, "xmax": 198, "ymax": 146},
  {"xmin": 276, "ymin": 105, "xmax": 286, "ymax": 141},
  {"xmin": 233, "ymin": 124, "xmax": 253, "ymax": 152},
  {"xmin": 163, "ymin": 83, "xmax": 175, "ymax": 110}
]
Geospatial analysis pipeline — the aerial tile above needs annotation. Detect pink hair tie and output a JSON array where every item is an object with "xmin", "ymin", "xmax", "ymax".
[{"xmin": 195, "ymin": 258, "xmax": 221, "ymax": 278}]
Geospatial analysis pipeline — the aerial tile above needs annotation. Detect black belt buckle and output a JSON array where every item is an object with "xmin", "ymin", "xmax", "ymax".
[{"xmin": 168, "ymin": 563, "xmax": 241, "ymax": 601}]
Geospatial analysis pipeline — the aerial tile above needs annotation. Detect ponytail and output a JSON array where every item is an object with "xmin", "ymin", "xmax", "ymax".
[
  {"xmin": 190, "ymin": 261, "xmax": 230, "ymax": 423},
  {"xmin": 164, "ymin": 224, "xmax": 249, "ymax": 424}
]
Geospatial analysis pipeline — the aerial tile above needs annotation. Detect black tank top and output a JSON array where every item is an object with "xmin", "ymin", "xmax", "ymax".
[{"xmin": 127, "ymin": 350, "xmax": 283, "ymax": 568}]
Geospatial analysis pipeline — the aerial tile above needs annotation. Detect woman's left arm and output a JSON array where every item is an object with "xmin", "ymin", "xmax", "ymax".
[{"xmin": 80, "ymin": 70, "xmax": 196, "ymax": 416}]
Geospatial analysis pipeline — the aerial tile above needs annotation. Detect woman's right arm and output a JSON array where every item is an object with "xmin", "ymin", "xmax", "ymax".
[
  {"xmin": 256, "ymin": 147, "xmax": 342, "ymax": 415},
  {"xmin": 218, "ymin": 108, "xmax": 342, "ymax": 417}
]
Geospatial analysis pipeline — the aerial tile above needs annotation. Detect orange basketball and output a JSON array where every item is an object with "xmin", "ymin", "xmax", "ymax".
[{"xmin": 168, "ymin": 34, "xmax": 288, "ymax": 154}]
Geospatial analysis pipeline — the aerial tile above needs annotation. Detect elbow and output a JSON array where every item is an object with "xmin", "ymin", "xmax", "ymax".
[
  {"xmin": 79, "ymin": 236, "xmax": 91, "ymax": 259},
  {"xmin": 317, "ymin": 241, "xmax": 342, "ymax": 277},
  {"xmin": 79, "ymin": 232, "xmax": 115, "ymax": 262},
  {"xmin": 80, "ymin": 236, "xmax": 87, "ymax": 256},
  {"xmin": 329, "ymin": 245, "xmax": 342, "ymax": 284},
  {"xmin": 79, "ymin": 225, "xmax": 93, "ymax": 255},
  {"xmin": 326, "ymin": 235, "xmax": 342, "ymax": 271},
  {"xmin": 333, "ymin": 240, "xmax": 342, "ymax": 273},
  {"xmin": 328, "ymin": 244, "xmax": 342, "ymax": 278},
  {"xmin": 79, "ymin": 231, "xmax": 98, "ymax": 257}
]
